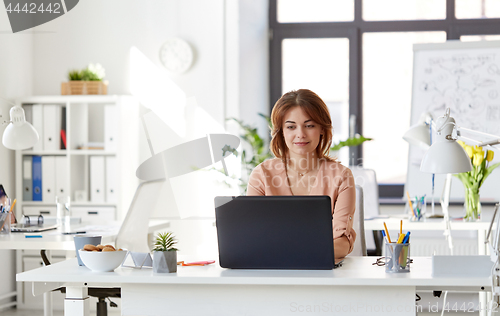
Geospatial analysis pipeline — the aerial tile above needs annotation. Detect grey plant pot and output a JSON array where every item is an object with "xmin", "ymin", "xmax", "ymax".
[{"xmin": 153, "ymin": 251, "xmax": 177, "ymax": 273}]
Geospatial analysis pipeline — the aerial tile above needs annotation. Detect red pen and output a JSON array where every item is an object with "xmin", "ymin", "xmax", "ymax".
[{"xmin": 178, "ymin": 260, "xmax": 215, "ymax": 266}]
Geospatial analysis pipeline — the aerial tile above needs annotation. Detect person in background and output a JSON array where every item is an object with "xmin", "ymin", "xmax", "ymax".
[{"xmin": 247, "ymin": 89, "xmax": 356, "ymax": 259}]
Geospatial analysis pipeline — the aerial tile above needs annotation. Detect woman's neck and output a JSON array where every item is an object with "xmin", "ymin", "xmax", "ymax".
[{"xmin": 287, "ymin": 154, "xmax": 319, "ymax": 174}]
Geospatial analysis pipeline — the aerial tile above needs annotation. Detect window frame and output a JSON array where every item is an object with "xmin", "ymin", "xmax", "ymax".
[{"xmin": 269, "ymin": 0, "xmax": 500, "ymax": 199}]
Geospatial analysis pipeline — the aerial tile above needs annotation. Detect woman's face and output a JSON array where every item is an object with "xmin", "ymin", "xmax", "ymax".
[{"xmin": 282, "ymin": 106, "xmax": 323, "ymax": 160}]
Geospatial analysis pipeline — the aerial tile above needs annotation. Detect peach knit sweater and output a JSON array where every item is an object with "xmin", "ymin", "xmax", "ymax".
[{"xmin": 247, "ymin": 158, "xmax": 356, "ymax": 253}]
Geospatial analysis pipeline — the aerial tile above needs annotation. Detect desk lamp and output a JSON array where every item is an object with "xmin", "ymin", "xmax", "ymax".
[
  {"xmin": 0, "ymin": 99, "xmax": 39, "ymax": 150},
  {"xmin": 403, "ymin": 112, "xmax": 441, "ymax": 217},
  {"xmin": 418, "ymin": 108, "xmax": 473, "ymax": 254}
]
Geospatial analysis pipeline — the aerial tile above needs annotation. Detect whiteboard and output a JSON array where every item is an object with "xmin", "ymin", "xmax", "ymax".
[{"xmin": 406, "ymin": 40, "xmax": 500, "ymax": 202}]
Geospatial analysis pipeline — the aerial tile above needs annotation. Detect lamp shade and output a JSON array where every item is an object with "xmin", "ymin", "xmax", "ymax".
[
  {"xmin": 420, "ymin": 140, "xmax": 472, "ymax": 174},
  {"xmin": 403, "ymin": 123, "xmax": 431, "ymax": 150},
  {"xmin": 2, "ymin": 106, "xmax": 39, "ymax": 150}
]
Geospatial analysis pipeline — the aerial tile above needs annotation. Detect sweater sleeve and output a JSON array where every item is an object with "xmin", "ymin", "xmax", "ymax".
[
  {"xmin": 332, "ymin": 168, "xmax": 357, "ymax": 254},
  {"xmin": 246, "ymin": 164, "xmax": 266, "ymax": 196}
]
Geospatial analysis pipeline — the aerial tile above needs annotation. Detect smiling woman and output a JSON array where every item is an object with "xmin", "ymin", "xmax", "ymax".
[{"xmin": 246, "ymin": 89, "xmax": 356, "ymax": 259}]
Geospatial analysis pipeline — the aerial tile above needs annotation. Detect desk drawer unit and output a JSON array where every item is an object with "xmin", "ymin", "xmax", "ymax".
[
  {"xmin": 71, "ymin": 206, "xmax": 115, "ymax": 225},
  {"xmin": 23, "ymin": 206, "xmax": 56, "ymax": 217}
]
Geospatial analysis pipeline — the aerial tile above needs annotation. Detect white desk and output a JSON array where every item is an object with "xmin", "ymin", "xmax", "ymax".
[
  {"xmin": 365, "ymin": 216, "xmax": 494, "ymax": 316},
  {"xmin": 364, "ymin": 217, "xmax": 492, "ymax": 255},
  {"xmin": 0, "ymin": 219, "xmax": 169, "ymax": 250},
  {"xmin": 1, "ymin": 220, "xmax": 169, "ymax": 316},
  {"xmin": 17, "ymin": 256, "xmax": 491, "ymax": 316}
]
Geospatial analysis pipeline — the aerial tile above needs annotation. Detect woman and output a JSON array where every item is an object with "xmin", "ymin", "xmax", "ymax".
[{"xmin": 247, "ymin": 89, "xmax": 356, "ymax": 259}]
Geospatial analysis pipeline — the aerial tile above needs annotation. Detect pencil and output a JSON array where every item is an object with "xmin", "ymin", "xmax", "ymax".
[
  {"xmin": 400, "ymin": 220, "xmax": 403, "ymax": 235},
  {"xmin": 406, "ymin": 191, "xmax": 415, "ymax": 217},
  {"xmin": 10, "ymin": 199, "xmax": 16, "ymax": 214},
  {"xmin": 383, "ymin": 222, "xmax": 392, "ymax": 243}
]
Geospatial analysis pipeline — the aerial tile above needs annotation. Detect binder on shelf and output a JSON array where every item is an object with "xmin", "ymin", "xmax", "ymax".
[
  {"xmin": 23, "ymin": 156, "xmax": 32, "ymax": 201},
  {"xmin": 42, "ymin": 156, "xmax": 56, "ymax": 203},
  {"xmin": 43, "ymin": 105, "xmax": 62, "ymax": 151},
  {"xmin": 55, "ymin": 156, "xmax": 68, "ymax": 200},
  {"xmin": 32, "ymin": 105, "xmax": 44, "ymax": 151},
  {"xmin": 60, "ymin": 107, "xmax": 67, "ymax": 149},
  {"xmin": 105, "ymin": 156, "xmax": 117, "ymax": 203},
  {"xmin": 23, "ymin": 105, "xmax": 33, "ymax": 126},
  {"xmin": 104, "ymin": 105, "xmax": 117, "ymax": 151},
  {"xmin": 90, "ymin": 156, "xmax": 105, "ymax": 203},
  {"xmin": 32, "ymin": 156, "xmax": 42, "ymax": 201}
]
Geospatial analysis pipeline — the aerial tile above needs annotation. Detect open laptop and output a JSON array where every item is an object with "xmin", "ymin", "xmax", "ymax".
[
  {"xmin": 11, "ymin": 223, "xmax": 59, "ymax": 233},
  {"xmin": 215, "ymin": 196, "xmax": 343, "ymax": 270}
]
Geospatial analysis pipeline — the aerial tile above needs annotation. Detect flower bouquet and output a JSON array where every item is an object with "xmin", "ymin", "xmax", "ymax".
[{"xmin": 454, "ymin": 141, "xmax": 500, "ymax": 221}]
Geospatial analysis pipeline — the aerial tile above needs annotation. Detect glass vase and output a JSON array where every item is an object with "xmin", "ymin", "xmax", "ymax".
[{"xmin": 464, "ymin": 187, "xmax": 481, "ymax": 222}]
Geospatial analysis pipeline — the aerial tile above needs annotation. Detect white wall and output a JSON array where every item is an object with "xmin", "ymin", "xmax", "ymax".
[
  {"xmin": 0, "ymin": 0, "xmax": 269, "ymax": 291},
  {"xmin": 33, "ymin": 0, "xmax": 225, "ymax": 124},
  {"xmin": 0, "ymin": 5, "xmax": 33, "ymax": 310}
]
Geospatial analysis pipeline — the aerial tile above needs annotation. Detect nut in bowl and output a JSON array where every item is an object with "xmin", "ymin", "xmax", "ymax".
[{"xmin": 78, "ymin": 244, "xmax": 127, "ymax": 272}]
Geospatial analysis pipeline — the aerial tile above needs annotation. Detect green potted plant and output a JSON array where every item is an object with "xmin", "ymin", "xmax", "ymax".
[
  {"xmin": 62, "ymin": 63, "xmax": 108, "ymax": 95},
  {"xmin": 152, "ymin": 232, "xmax": 178, "ymax": 273}
]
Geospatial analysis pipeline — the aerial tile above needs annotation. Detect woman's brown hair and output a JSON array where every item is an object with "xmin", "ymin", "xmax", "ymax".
[{"xmin": 270, "ymin": 89, "xmax": 334, "ymax": 162}]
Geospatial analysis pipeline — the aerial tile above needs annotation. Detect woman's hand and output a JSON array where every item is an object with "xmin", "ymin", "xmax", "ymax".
[{"xmin": 334, "ymin": 235, "xmax": 350, "ymax": 259}]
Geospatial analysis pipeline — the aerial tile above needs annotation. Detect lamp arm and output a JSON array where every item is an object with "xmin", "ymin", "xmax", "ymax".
[
  {"xmin": 456, "ymin": 126, "xmax": 500, "ymax": 147},
  {"xmin": 441, "ymin": 173, "xmax": 454, "ymax": 254}
]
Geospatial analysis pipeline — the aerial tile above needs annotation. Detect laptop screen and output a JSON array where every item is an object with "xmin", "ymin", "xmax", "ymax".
[{"xmin": 215, "ymin": 196, "xmax": 335, "ymax": 270}]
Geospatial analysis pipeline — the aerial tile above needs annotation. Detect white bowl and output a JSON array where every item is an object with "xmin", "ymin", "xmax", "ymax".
[{"xmin": 78, "ymin": 249, "xmax": 127, "ymax": 272}]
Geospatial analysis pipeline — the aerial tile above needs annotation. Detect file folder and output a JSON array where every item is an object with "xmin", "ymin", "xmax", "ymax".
[
  {"xmin": 32, "ymin": 156, "xmax": 42, "ymax": 201},
  {"xmin": 43, "ymin": 105, "xmax": 62, "ymax": 151},
  {"xmin": 105, "ymin": 156, "xmax": 117, "ymax": 203},
  {"xmin": 23, "ymin": 156, "xmax": 32, "ymax": 201},
  {"xmin": 42, "ymin": 156, "xmax": 56, "ymax": 203},
  {"xmin": 104, "ymin": 105, "xmax": 117, "ymax": 151},
  {"xmin": 23, "ymin": 105, "xmax": 33, "ymax": 126},
  {"xmin": 90, "ymin": 156, "xmax": 105, "ymax": 203},
  {"xmin": 32, "ymin": 105, "xmax": 44, "ymax": 151},
  {"xmin": 55, "ymin": 156, "xmax": 68, "ymax": 200}
]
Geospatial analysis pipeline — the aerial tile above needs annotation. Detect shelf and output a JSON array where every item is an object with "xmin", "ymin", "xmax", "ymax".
[
  {"xmin": 19, "ymin": 150, "xmax": 116, "ymax": 156},
  {"xmin": 21, "ymin": 150, "xmax": 67, "ymax": 156},
  {"xmin": 21, "ymin": 202, "xmax": 57, "ymax": 206},
  {"xmin": 69, "ymin": 150, "xmax": 116, "ymax": 156},
  {"xmin": 17, "ymin": 95, "xmax": 123, "ymax": 104},
  {"xmin": 21, "ymin": 201, "xmax": 117, "ymax": 207}
]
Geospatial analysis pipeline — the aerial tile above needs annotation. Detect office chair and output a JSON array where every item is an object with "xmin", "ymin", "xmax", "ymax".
[
  {"xmin": 350, "ymin": 185, "xmax": 367, "ymax": 256},
  {"xmin": 350, "ymin": 167, "xmax": 383, "ymax": 255}
]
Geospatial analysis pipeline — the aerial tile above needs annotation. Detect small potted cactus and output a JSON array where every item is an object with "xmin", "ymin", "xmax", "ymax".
[{"xmin": 152, "ymin": 232, "xmax": 178, "ymax": 273}]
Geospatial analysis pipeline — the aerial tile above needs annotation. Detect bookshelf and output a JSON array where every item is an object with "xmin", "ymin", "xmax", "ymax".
[
  {"xmin": 14, "ymin": 95, "xmax": 141, "ymax": 222},
  {"xmin": 13, "ymin": 95, "xmax": 142, "ymax": 310}
]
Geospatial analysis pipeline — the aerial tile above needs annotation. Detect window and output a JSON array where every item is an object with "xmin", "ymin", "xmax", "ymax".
[{"xmin": 269, "ymin": 0, "xmax": 500, "ymax": 198}]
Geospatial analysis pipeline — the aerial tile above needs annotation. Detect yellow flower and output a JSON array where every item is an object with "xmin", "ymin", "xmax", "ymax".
[
  {"xmin": 464, "ymin": 145, "xmax": 473, "ymax": 158},
  {"xmin": 487, "ymin": 150, "xmax": 494, "ymax": 162},
  {"xmin": 474, "ymin": 145, "xmax": 483, "ymax": 154},
  {"xmin": 457, "ymin": 140, "xmax": 465, "ymax": 147},
  {"xmin": 473, "ymin": 152, "xmax": 484, "ymax": 166}
]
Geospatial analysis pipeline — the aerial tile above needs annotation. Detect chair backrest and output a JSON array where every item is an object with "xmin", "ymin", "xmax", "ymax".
[
  {"xmin": 350, "ymin": 185, "xmax": 367, "ymax": 256},
  {"xmin": 350, "ymin": 167, "xmax": 379, "ymax": 219},
  {"xmin": 350, "ymin": 168, "xmax": 379, "ymax": 251}
]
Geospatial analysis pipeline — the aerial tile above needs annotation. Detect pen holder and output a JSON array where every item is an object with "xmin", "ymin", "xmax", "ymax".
[
  {"xmin": 406, "ymin": 196, "xmax": 426, "ymax": 221},
  {"xmin": 385, "ymin": 242, "xmax": 410, "ymax": 273},
  {"xmin": 0, "ymin": 213, "xmax": 11, "ymax": 235}
]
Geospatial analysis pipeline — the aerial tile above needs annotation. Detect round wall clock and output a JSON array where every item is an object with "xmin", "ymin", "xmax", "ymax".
[{"xmin": 159, "ymin": 38, "xmax": 194, "ymax": 74}]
